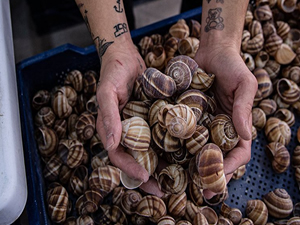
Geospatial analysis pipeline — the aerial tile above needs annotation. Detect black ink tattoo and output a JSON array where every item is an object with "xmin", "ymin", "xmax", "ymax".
[
  {"xmin": 93, "ymin": 37, "xmax": 114, "ymax": 70},
  {"xmin": 205, "ymin": 8, "xmax": 224, "ymax": 32},
  {"xmin": 114, "ymin": 23, "xmax": 128, "ymax": 37},
  {"xmin": 83, "ymin": 9, "xmax": 94, "ymax": 38},
  {"xmin": 114, "ymin": 0, "xmax": 123, "ymax": 12}
]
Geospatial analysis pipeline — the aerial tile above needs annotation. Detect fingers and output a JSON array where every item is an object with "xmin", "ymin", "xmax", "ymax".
[
  {"xmin": 96, "ymin": 85, "xmax": 122, "ymax": 152},
  {"xmin": 108, "ymin": 145, "xmax": 149, "ymax": 183},
  {"xmin": 139, "ymin": 177, "xmax": 165, "ymax": 197},
  {"xmin": 232, "ymin": 74, "xmax": 257, "ymax": 141}
]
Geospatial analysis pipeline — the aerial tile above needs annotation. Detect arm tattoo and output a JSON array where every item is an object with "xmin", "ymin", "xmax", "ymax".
[
  {"xmin": 205, "ymin": 8, "xmax": 224, "ymax": 32},
  {"xmin": 114, "ymin": 0, "xmax": 123, "ymax": 12},
  {"xmin": 93, "ymin": 37, "xmax": 114, "ymax": 70},
  {"xmin": 114, "ymin": 23, "xmax": 128, "ymax": 37}
]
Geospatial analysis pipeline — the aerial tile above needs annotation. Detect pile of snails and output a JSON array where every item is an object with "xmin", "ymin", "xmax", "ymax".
[{"xmin": 30, "ymin": 0, "xmax": 300, "ymax": 224}]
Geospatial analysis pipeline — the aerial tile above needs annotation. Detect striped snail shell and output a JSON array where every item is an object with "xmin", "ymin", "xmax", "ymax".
[
  {"xmin": 83, "ymin": 70, "xmax": 98, "ymax": 95},
  {"xmin": 169, "ymin": 19, "xmax": 190, "ymax": 39},
  {"xmin": 142, "ymin": 67, "xmax": 177, "ymax": 99},
  {"xmin": 265, "ymin": 142, "xmax": 290, "ymax": 173},
  {"xmin": 276, "ymin": 78, "xmax": 300, "ymax": 104},
  {"xmin": 263, "ymin": 188, "xmax": 293, "ymax": 218},
  {"xmin": 121, "ymin": 116, "xmax": 151, "ymax": 152},
  {"xmin": 64, "ymin": 70, "xmax": 83, "ymax": 92},
  {"xmin": 35, "ymin": 125, "xmax": 58, "ymax": 158},
  {"xmin": 75, "ymin": 111, "xmax": 95, "ymax": 141},
  {"xmin": 34, "ymin": 106, "xmax": 56, "ymax": 128},
  {"xmin": 76, "ymin": 190, "xmax": 103, "ymax": 215},
  {"xmin": 246, "ymin": 199, "xmax": 268, "ymax": 225},
  {"xmin": 196, "ymin": 143, "xmax": 226, "ymax": 194},
  {"xmin": 32, "ymin": 89, "xmax": 51, "ymax": 110},
  {"xmin": 165, "ymin": 59, "xmax": 192, "ymax": 93},
  {"xmin": 209, "ymin": 114, "xmax": 240, "ymax": 152},
  {"xmin": 190, "ymin": 67, "xmax": 215, "ymax": 92},
  {"xmin": 265, "ymin": 117, "xmax": 291, "ymax": 146},
  {"xmin": 69, "ymin": 165, "xmax": 89, "ymax": 196},
  {"xmin": 145, "ymin": 45, "xmax": 166, "ymax": 71}
]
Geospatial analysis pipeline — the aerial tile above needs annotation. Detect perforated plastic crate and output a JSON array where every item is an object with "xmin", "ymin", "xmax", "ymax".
[{"xmin": 16, "ymin": 7, "xmax": 300, "ymax": 224}]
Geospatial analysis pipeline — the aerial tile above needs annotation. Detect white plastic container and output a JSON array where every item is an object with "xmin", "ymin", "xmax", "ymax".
[{"xmin": 0, "ymin": 0, "xmax": 27, "ymax": 224}]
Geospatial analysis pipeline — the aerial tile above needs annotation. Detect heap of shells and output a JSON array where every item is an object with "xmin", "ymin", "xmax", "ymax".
[{"xmin": 31, "ymin": 0, "xmax": 300, "ymax": 224}]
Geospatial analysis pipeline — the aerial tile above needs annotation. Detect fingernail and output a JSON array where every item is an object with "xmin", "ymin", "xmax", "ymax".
[{"xmin": 106, "ymin": 133, "xmax": 114, "ymax": 151}]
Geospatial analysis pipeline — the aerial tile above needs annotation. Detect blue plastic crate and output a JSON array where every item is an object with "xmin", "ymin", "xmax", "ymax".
[{"xmin": 16, "ymin": 6, "xmax": 300, "ymax": 224}]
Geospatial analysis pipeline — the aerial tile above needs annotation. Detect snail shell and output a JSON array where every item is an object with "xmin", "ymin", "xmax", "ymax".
[
  {"xmin": 59, "ymin": 165, "xmax": 73, "ymax": 185},
  {"xmin": 150, "ymin": 34, "xmax": 164, "ymax": 46},
  {"xmin": 121, "ymin": 116, "xmax": 151, "ymax": 151},
  {"xmin": 69, "ymin": 165, "xmax": 89, "ymax": 196},
  {"xmin": 164, "ymin": 147, "xmax": 192, "ymax": 166},
  {"xmin": 252, "ymin": 125, "xmax": 258, "ymax": 140},
  {"xmin": 277, "ymin": 0, "xmax": 297, "ymax": 13},
  {"xmin": 120, "ymin": 189, "xmax": 143, "ymax": 215},
  {"xmin": 252, "ymin": 107, "xmax": 267, "ymax": 130},
  {"xmin": 51, "ymin": 86, "xmax": 75, "ymax": 119},
  {"xmin": 191, "ymin": 67, "xmax": 215, "ymax": 92},
  {"xmin": 86, "ymin": 95, "xmax": 98, "ymax": 116},
  {"xmin": 265, "ymin": 117, "xmax": 291, "ymax": 146},
  {"xmin": 294, "ymin": 202, "xmax": 300, "ymax": 217},
  {"xmin": 273, "ymin": 93, "xmax": 290, "ymax": 109},
  {"xmin": 209, "ymin": 114, "xmax": 240, "ymax": 152},
  {"xmin": 138, "ymin": 36, "xmax": 153, "ymax": 57},
  {"xmin": 157, "ymin": 215, "xmax": 175, "ymax": 225},
  {"xmin": 57, "ymin": 139, "xmax": 85, "ymax": 168},
  {"xmin": 188, "ymin": 156, "xmax": 202, "ymax": 188},
  {"xmin": 292, "ymin": 146, "xmax": 300, "ymax": 168},
  {"xmin": 246, "ymin": 199, "xmax": 268, "ymax": 225},
  {"xmin": 35, "ymin": 126, "xmax": 58, "ymax": 158},
  {"xmin": 189, "ymin": 19, "xmax": 201, "ymax": 38},
  {"xmin": 165, "ymin": 60, "xmax": 192, "ymax": 93},
  {"xmin": 98, "ymin": 204, "xmax": 128, "ymax": 224},
  {"xmin": 164, "ymin": 36, "xmax": 179, "ymax": 58},
  {"xmin": 239, "ymin": 218, "xmax": 254, "ymax": 225},
  {"xmin": 76, "ymin": 190, "xmax": 103, "ymax": 215},
  {"xmin": 148, "ymin": 99, "xmax": 169, "ymax": 127},
  {"xmin": 135, "ymin": 195, "xmax": 167, "ymax": 223},
  {"xmin": 220, "ymin": 202, "xmax": 242, "ymax": 225},
  {"xmin": 75, "ymin": 215, "xmax": 94, "ymax": 225},
  {"xmin": 176, "ymin": 89, "xmax": 208, "ymax": 122},
  {"xmin": 43, "ymin": 154, "xmax": 63, "ymax": 182},
  {"xmin": 64, "ymin": 70, "xmax": 83, "ymax": 92},
  {"xmin": 185, "ymin": 125, "xmax": 209, "ymax": 155},
  {"xmin": 263, "ymin": 188, "xmax": 293, "ymax": 218},
  {"xmin": 112, "ymin": 186, "xmax": 125, "ymax": 207},
  {"xmin": 196, "ymin": 143, "xmax": 226, "ymax": 194},
  {"xmin": 199, "ymin": 206, "xmax": 218, "ymax": 225},
  {"xmin": 89, "ymin": 133, "xmax": 104, "ymax": 156},
  {"xmin": 163, "ymin": 104, "xmax": 197, "ymax": 139},
  {"xmin": 145, "ymin": 45, "xmax": 166, "ymax": 71},
  {"xmin": 218, "ymin": 216, "xmax": 233, "ymax": 225},
  {"xmin": 287, "ymin": 217, "xmax": 300, "ymax": 225},
  {"xmin": 168, "ymin": 192, "xmax": 187, "ymax": 218},
  {"xmin": 265, "ymin": 142, "xmax": 290, "ymax": 173},
  {"xmin": 242, "ymin": 52, "xmax": 256, "ymax": 71},
  {"xmin": 53, "ymin": 119, "xmax": 67, "ymax": 139},
  {"xmin": 166, "ymin": 55, "xmax": 198, "ymax": 74},
  {"xmin": 89, "ymin": 165, "xmax": 120, "ymax": 197},
  {"xmin": 91, "ymin": 150, "xmax": 109, "ymax": 170},
  {"xmin": 193, "ymin": 212, "xmax": 209, "ymax": 225},
  {"xmin": 255, "ymin": 51, "xmax": 269, "ymax": 68},
  {"xmin": 258, "ymin": 98, "xmax": 277, "ymax": 116},
  {"xmin": 275, "ymin": 43, "xmax": 296, "ymax": 65},
  {"xmin": 178, "ymin": 37, "xmax": 200, "ymax": 58},
  {"xmin": 264, "ymin": 33, "xmax": 283, "ymax": 57},
  {"xmin": 232, "ymin": 165, "xmax": 246, "ymax": 180},
  {"xmin": 276, "ymin": 78, "xmax": 300, "ymax": 104},
  {"xmin": 47, "ymin": 184, "xmax": 69, "ymax": 223},
  {"xmin": 254, "ymin": 68, "xmax": 273, "ymax": 99},
  {"xmin": 73, "ymin": 93, "xmax": 87, "ymax": 115},
  {"xmin": 32, "ymin": 89, "xmax": 51, "ymax": 110},
  {"xmin": 158, "ymin": 164, "xmax": 188, "ymax": 195},
  {"xmin": 133, "ymin": 75, "xmax": 149, "ymax": 101},
  {"xmin": 34, "ymin": 106, "xmax": 56, "ymax": 128},
  {"xmin": 264, "ymin": 59, "xmax": 281, "ymax": 81},
  {"xmin": 203, "ymin": 188, "xmax": 228, "ymax": 206},
  {"xmin": 254, "ymin": 4, "xmax": 273, "ymax": 21},
  {"xmin": 276, "ymin": 21, "xmax": 290, "ymax": 40},
  {"xmin": 169, "ymin": 19, "xmax": 190, "ymax": 39},
  {"xmin": 122, "ymin": 100, "xmax": 150, "ymax": 122},
  {"xmin": 242, "ymin": 21, "xmax": 264, "ymax": 55},
  {"xmin": 75, "ymin": 111, "xmax": 95, "ymax": 141},
  {"xmin": 188, "ymin": 182, "xmax": 204, "ymax": 207},
  {"xmin": 282, "ymin": 66, "xmax": 300, "ymax": 84},
  {"xmin": 151, "ymin": 123, "xmax": 182, "ymax": 152},
  {"xmin": 245, "ymin": 10, "xmax": 253, "ymax": 27},
  {"xmin": 274, "ymin": 108, "xmax": 295, "ymax": 127},
  {"xmin": 142, "ymin": 67, "xmax": 177, "ymax": 99},
  {"xmin": 83, "ymin": 70, "xmax": 98, "ymax": 95},
  {"xmin": 67, "ymin": 114, "xmax": 78, "ymax": 139}
]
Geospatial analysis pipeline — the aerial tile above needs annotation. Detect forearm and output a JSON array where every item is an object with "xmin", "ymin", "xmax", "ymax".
[
  {"xmin": 200, "ymin": 0, "xmax": 249, "ymax": 50},
  {"xmin": 75, "ymin": 0, "xmax": 134, "ymax": 56}
]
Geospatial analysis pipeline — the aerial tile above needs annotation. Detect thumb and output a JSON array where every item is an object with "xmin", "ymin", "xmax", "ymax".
[
  {"xmin": 232, "ymin": 84, "xmax": 255, "ymax": 141},
  {"xmin": 96, "ymin": 88, "xmax": 122, "ymax": 152}
]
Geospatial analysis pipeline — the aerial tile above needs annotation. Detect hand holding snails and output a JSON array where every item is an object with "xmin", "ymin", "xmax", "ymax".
[
  {"xmin": 95, "ymin": 42, "xmax": 149, "ymax": 183},
  {"xmin": 195, "ymin": 45, "xmax": 258, "ymax": 198}
]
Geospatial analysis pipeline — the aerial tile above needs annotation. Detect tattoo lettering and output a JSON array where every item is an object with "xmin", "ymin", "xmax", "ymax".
[
  {"xmin": 114, "ymin": 23, "xmax": 128, "ymax": 37},
  {"xmin": 93, "ymin": 37, "xmax": 114, "ymax": 70},
  {"xmin": 205, "ymin": 8, "xmax": 224, "ymax": 32},
  {"xmin": 114, "ymin": 0, "xmax": 123, "ymax": 12}
]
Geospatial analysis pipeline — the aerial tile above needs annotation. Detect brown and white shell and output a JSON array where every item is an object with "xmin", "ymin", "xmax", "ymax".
[
  {"xmin": 32, "ymin": 89, "xmax": 51, "ymax": 110},
  {"xmin": 246, "ymin": 199, "xmax": 269, "ymax": 225},
  {"xmin": 265, "ymin": 142, "xmax": 290, "ymax": 173},
  {"xmin": 209, "ymin": 114, "xmax": 240, "ymax": 152},
  {"xmin": 68, "ymin": 165, "xmax": 89, "ymax": 196},
  {"xmin": 76, "ymin": 189, "xmax": 103, "ymax": 215},
  {"xmin": 35, "ymin": 125, "xmax": 59, "ymax": 158},
  {"xmin": 264, "ymin": 117, "xmax": 291, "ymax": 146},
  {"xmin": 75, "ymin": 111, "xmax": 95, "ymax": 141},
  {"xmin": 276, "ymin": 78, "xmax": 300, "ymax": 104},
  {"xmin": 34, "ymin": 106, "xmax": 56, "ymax": 128},
  {"xmin": 64, "ymin": 70, "xmax": 83, "ymax": 92}
]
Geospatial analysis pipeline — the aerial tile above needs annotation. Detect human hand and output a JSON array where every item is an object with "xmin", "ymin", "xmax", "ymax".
[
  {"xmin": 194, "ymin": 45, "xmax": 257, "ymax": 198},
  {"xmin": 96, "ymin": 43, "xmax": 149, "ymax": 183}
]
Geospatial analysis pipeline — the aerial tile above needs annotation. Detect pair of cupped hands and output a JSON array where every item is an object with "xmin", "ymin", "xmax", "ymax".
[{"xmin": 96, "ymin": 41, "xmax": 258, "ymax": 199}]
